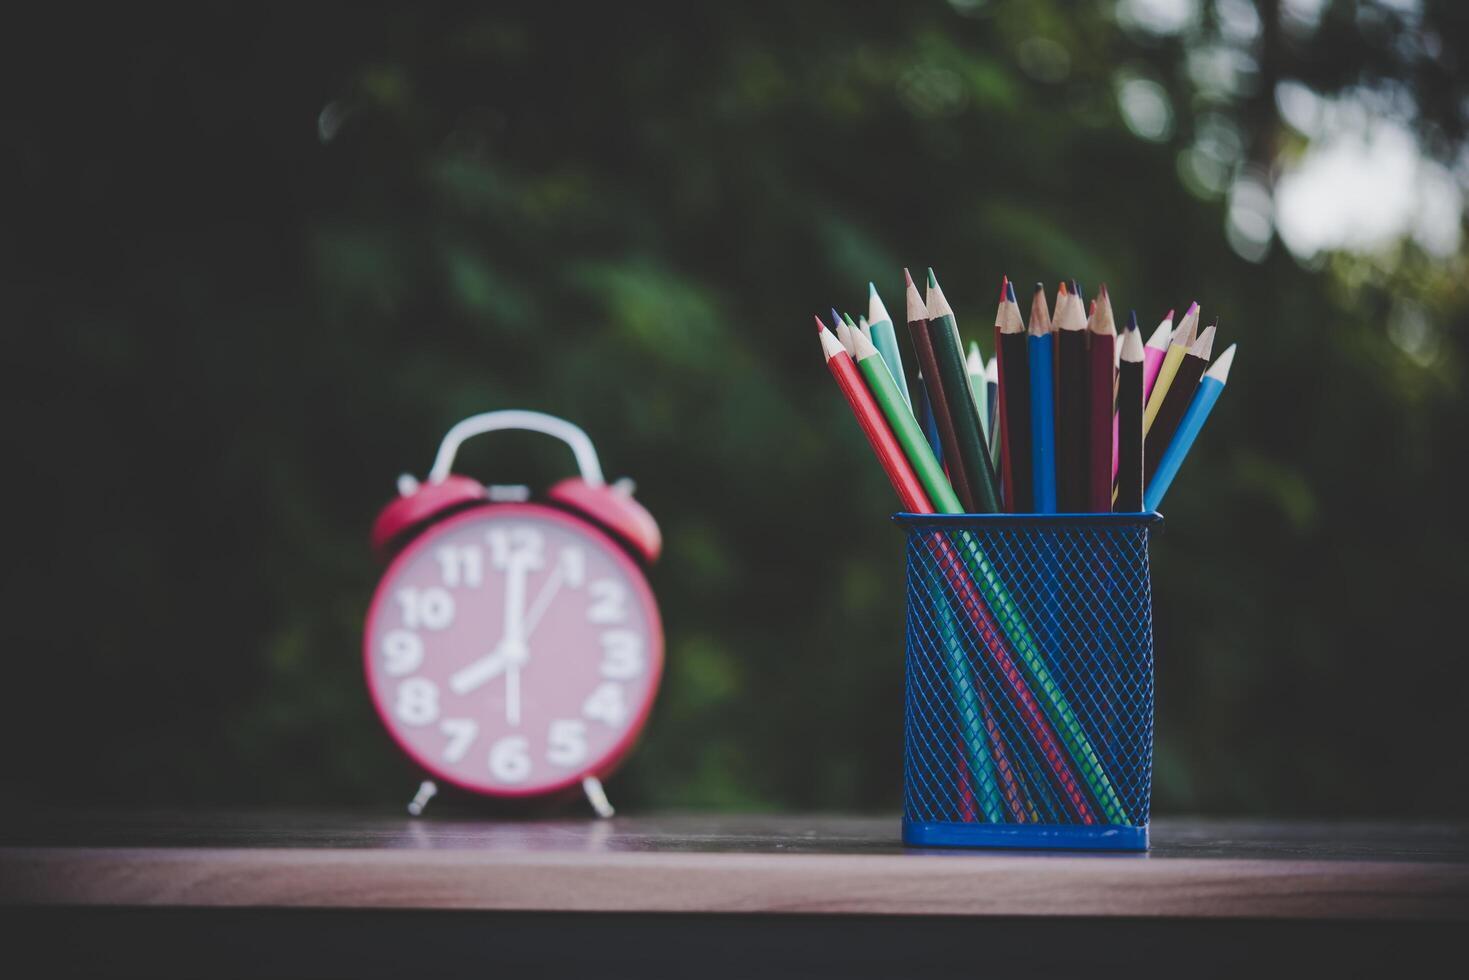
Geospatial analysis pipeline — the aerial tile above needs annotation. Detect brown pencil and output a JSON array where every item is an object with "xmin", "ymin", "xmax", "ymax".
[
  {"xmin": 996, "ymin": 280, "xmax": 1031, "ymax": 511},
  {"xmin": 1144, "ymin": 321, "xmax": 1217, "ymax": 483},
  {"xmin": 905, "ymin": 268, "xmax": 977, "ymax": 511},
  {"xmin": 1086, "ymin": 285, "xmax": 1117, "ymax": 512}
]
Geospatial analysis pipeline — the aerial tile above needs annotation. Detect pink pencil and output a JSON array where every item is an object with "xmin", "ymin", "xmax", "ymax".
[{"xmin": 1142, "ymin": 308, "xmax": 1177, "ymax": 403}]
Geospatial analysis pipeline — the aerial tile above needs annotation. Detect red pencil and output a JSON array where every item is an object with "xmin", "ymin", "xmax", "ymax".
[
  {"xmin": 1087, "ymin": 285, "xmax": 1118, "ymax": 511},
  {"xmin": 817, "ymin": 317, "xmax": 933, "ymax": 512}
]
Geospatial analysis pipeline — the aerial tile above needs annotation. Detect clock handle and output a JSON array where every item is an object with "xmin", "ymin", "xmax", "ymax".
[{"xmin": 428, "ymin": 410, "xmax": 606, "ymax": 487}]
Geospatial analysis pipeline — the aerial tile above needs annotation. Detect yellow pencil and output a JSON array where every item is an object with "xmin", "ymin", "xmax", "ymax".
[{"xmin": 1143, "ymin": 301, "xmax": 1199, "ymax": 434}]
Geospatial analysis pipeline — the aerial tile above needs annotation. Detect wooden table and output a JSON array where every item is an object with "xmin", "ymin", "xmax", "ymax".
[{"xmin": 3, "ymin": 810, "xmax": 1465, "ymax": 978}]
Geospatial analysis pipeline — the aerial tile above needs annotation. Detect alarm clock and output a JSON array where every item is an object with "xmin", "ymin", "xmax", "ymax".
[{"xmin": 364, "ymin": 410, "xmax": 663, "ymax": 816}]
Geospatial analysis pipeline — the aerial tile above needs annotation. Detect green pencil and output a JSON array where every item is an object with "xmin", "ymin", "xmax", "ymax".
[
  {"xmin": 851, "ymin": 327, "xmax": 960, "ymax": 511},
  {"xmin": 926, "ymin": 269, "xmax": 1002, "ymax": 513},
  {"xmin": 867, "ymin": 283, "xmax": 910, "ymax": 409}
]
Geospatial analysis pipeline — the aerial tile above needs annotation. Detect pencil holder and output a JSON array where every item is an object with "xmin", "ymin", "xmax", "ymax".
[{"xmin": 894, "ymin": 512, "xmax": 1162, "ymax": 851}]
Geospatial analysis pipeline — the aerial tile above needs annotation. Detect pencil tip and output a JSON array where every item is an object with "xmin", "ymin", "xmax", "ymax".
[
  {"xmin": 1058, "ymin": 281, "xmax": 1069, "ymax": 296},
  {"xmin": 999, "ymin": 277, "xmax": 1009, "ymax": 302},
  {"xmin": 1167, "ymin": 308, "xmax": 1175, "ymax": 321},
  {"xmin": 1128, "ymin": 310, "xmax": 1139, "ymax": 330},
  {"xmin": 903, "ymin": 267, "xmax": 914, "ymax": 287},
  {"xmin": 868, "ymin": 281, "xmax": 878, "ymax": 297},
  {"xmin": 926, "ymin": 267, "xmax": 938, "ymax": 288},
  {"xmin": 1006, "ymin": 281, "xmax": 1017, "ymax": 303},
  {"xmin": 830, "ymin": 308, "xmax": 842, "ymax": 328},
  {"xmin": 813, "ymin": 315, "xmax": 826, "ymax": 333}
]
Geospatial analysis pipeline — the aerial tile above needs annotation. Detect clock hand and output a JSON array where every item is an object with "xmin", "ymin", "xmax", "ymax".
[
  {"xmin": 506, "ymin": 663, "xmax": 521, "ymax": 727},
  {"xmin": 449, "ymin": 646, "xmax": 513, "ymax": 695},
  {"xmin": 521, "ymin": 565, "xmax": 565, "ymax": 640}
]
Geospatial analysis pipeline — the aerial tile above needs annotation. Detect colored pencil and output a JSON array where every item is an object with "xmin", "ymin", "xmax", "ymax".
[
  {"xmin": 1142, "ymin": 310, "xmax": 1174, "ymax": 403},
  {"xmin": 1115, "ymin": 320, "xmax": 1145, "ymax": 512},
  {"xmin": 917, "ymin": 375, "xmax": 944, "ymax": 466},
  {"xmin": 833, "ymin": 308, "xmax": 856, "ymax": 358},
  {"xmin": 1110, "ymin": 310, "xmax": 1139, "ymax": 483},
  {"xmin": 1026, "ymin": 283, "xmax": 1057, "ymax": 513},
  {"xmin": 996, "ymin": 279, "xmax": 1032, "ymax": 511},
  {"xmin": 906, "ymin": 269, "xmax": 978, "ymax": 511},
  {"xmin": 850, "ymin": 328, "xmax": 959, "ymax": 513},
  {"xmin": 817, "ymin": 317, "xmax": 932, "ymax": 509},
  {"xmin": 967, "ymin": 341, "xmax": 989, "ymax": 444},
  {"xmin": 1144, "ymin": 302, "xmax": 1198, "ymax": 434},
  {"xmin": 1145, "ymin": 321, "xmax": 1216, "ymax": 482},
  {"xmin": 984, "ymin": 356, "xmax": 1000, "ymax": 470},
  {"xmin": 867, "ymin": 283, "xmax": 910, "ymax": 409},
  {"xmin": 1145, "ymin": 344, "xmax": 1236, "ymax": 511},
  {"xmin": 1054, "ymin": 282, "xmax": 1089, "ymax": 512},
  {"xmin": 856, "ymin": 314, "xmax": 872, "ymax": 344},
  {"xmin": 819, "ymin": 314, "xmax": 1105, "ymax": 822},
  {"xmin": 842, "ymin": 312, "xmax": 865, "ymax": 354},
  {"xmin": 1087, "ymin": 285, "xmax": 1118, "ymax": 512},
  {"xmin": 927, "ymin": 268, "xmax": 1002, "ymax": 513}
]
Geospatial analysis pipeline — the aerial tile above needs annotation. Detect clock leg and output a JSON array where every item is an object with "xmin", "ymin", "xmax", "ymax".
[
  {"xmin": 406, "ymin": 779, "xmax": 438, "ymax": 817},
  {"xmin": 581, "ymin": 776, "xmax": 615, "ymax": 818}
]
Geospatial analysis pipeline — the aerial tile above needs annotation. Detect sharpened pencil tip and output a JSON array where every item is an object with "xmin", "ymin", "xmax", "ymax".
[
  {"xmin": 926, "ymin": 267, "xmax": 938, "ymax": 288},
  {"xmin": 1058, "ymin": 281, "xmax": 1069, "ymax": 296},
  {"xmin": 1006, "ymin": 281, "xmax": 1017, "ymax": 303},
  {"xmin": 999, "ymin": 277, "xmax": 1009, "ymax": 302},
  {"xmin": 1128, "ymin": 310, "xmax": 1139, "ymax": 331},
  {"xmin": 830, "ymin": 308, "xmax": 843, "ymax": 329},
  {"xmin": 903, "ymin": 267, "xmax": 914, "ymax": 287},
  {"xmin": 868, "ymin": 281, "xmax": 878, "ymax": 297},
  {"xmin": 842, "ymin": 311, "xmax": 858, "ymax": 328},
  {"xmin": 813, "ymin": 315, "xmax": 826, "ymax": 333},
  {"xmin": 1167, "ymin": 309, "xmax": 1175, "ymax": 322}
]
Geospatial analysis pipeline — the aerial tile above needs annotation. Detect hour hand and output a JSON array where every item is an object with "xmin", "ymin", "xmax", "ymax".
[{"xmin": 449, "ymin": 647, "xmax": 511, "ymax": 695}]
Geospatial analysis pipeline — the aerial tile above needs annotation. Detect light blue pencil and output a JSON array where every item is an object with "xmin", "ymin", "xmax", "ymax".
[
  {"xmin": 1145, "ymin": 345, "xmax": 1236, "ymax": 511},
  {"xmin": 867, "ymin": 283, "xmax": 910, "ymax": 409},
  {"xmin": 967, "ymin": 341, "xmax": 989, "ymax": 444}
]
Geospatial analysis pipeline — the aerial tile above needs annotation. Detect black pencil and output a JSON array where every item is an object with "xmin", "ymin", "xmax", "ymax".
[
  {"xmin": 996, "ymin": 280, "xmax": 1032, "ymax": 512},
  {"xmin": 1115, "ymin": 314, "xmax": 1145, "ymax": 512}
]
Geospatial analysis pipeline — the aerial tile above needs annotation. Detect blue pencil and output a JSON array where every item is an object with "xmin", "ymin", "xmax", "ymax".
[
  {"xmin": 918, "ymin": 374, "xmax": 944, "ymax": 467},
  {"xmin": 1027, "ymin": 284, "xmax": 1058, "ymax": 513},
  {"xmin": 1145, "ymin": 344, "xmax": 1236, "ymax": 511}
]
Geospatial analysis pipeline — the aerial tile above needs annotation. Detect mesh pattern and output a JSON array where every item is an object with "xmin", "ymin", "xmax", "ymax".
[{"xmin": 898, "ymin": 514, "xmax": 1158, "ymax": 831}]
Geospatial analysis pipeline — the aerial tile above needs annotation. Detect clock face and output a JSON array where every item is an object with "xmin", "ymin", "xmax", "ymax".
[{"xmin": 364, "ymin": 503, "xmax": 663, "ymax": 797}]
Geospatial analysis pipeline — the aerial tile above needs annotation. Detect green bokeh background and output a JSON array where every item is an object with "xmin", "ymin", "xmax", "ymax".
[{"xmin": 6, "ymin": 1, "xmax": 1467, "ymax": 816}]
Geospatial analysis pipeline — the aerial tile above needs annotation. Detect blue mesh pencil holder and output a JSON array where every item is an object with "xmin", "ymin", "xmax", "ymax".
[{"xmin": 894, "ymin": 512, "xmax": 1162, "ymax": 851}]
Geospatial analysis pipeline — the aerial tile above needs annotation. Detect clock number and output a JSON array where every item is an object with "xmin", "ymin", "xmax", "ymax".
[
  {"xmin": 587, "ymin": 579, "xmax": 627, "ymax": 624},
  {"xmin": 582, "ymin": 682, "xmax": 627, "ymax": 727},
  {"xmin": 489, "ymin": 735, "xmax": 531, "ymax": 783},
  {"xmin": 439, "ymin": 718, "xmax": 478, "ymax": 763},
  {"xmin": 396, "ymin": 587, "xmax": 455, "ymax": 630},
  {"xmin": 558, "ymin": 546, "xmax": 586, "ymax": 588},
  {"xmin": 600, "ymin": 630, "xmax": 644, "ymax": 680},
  {"xmin": 547, "ymin": 720, "xmax": 588, "ymax": 767},
  {"xmin": 395, "ymin": 678, "xmax": 439, "ymax": 726},
  {"xmin": 381, "ymin": 629, "xmax": 424, "ymax": 676},
  {"xmin": 488, "ymin": 526, "xmax": 545, "ymax": 570},
  {"xmin": 435, "ymin": 545, "xmax": 483, "ymax": 587}
]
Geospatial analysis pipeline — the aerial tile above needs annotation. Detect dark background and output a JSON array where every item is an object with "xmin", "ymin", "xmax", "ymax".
[{"xmin": 4, "ymin": 0, "xmax": 1466, "ymax": 817}]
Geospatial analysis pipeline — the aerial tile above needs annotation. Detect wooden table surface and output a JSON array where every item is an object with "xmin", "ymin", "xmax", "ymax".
[
  {"xmin": 4, "ymin": 810, "xmax": 1465, "ymax": 978},
  {"xmin": 3, "ymin": 809, "xmax": 1466, "ymax": 919}
]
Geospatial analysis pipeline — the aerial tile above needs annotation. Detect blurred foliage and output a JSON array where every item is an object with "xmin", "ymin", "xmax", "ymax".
[{"xmin": 4, "ymin": 0, "xmax": 1467, "ymax": 816}]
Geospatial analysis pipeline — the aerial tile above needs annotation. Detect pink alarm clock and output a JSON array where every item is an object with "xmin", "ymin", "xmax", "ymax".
[{"xmin": 364, "ymin": 411, "xmax": 663, "ymax": 815}]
